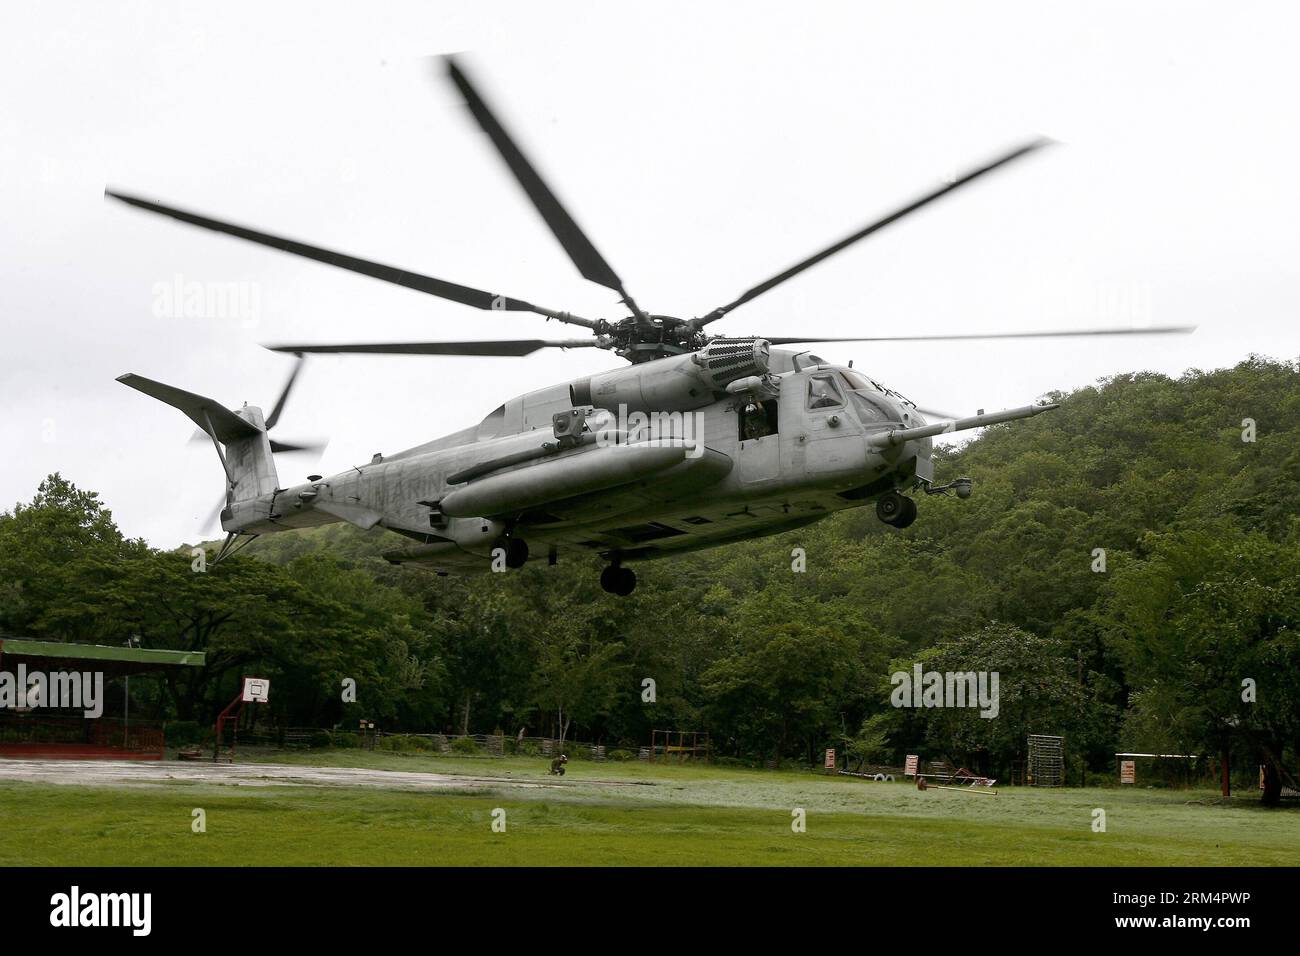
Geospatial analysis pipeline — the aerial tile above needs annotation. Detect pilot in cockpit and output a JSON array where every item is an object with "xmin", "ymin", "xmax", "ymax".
[{"xmin": 808, "ymin": 377, "xmax": 841, "ymax": 409}]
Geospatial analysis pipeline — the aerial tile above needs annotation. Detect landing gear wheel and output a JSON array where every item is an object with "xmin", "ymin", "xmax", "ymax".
[
  {"xmin": 614, "ymin": 566, "xmax": 636, "ymax": 596},
  {"xmin": 618, "ymin": 567, "xmax": 639, "ymax": 598},
  {"xmin": 600, "ymin": 564, "xmax": 637, "ymax": 596},
  {"xmin": 894, "ymin": 496, "xmax": 917, "ymax": 529},
  {"xmin": 600, "ymin": 565, "xmax": 620, "ymax": 593},
  {"xmin": 876, "ymin": 491, "xmax": 905, "ymax": 525},
  {"xmin": 504, "ymin": 537, "xmax": 529, "ymax": 568}
]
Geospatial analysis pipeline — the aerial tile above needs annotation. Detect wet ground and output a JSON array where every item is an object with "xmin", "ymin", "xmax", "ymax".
[{"xmin": 0, "ymin": 757, "xmax": 566, "ymax": 792}]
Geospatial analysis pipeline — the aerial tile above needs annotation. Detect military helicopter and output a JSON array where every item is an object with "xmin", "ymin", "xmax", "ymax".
[{"xmin": 110, "ymin": 58, "xmax": 1191, "ymax": 594}]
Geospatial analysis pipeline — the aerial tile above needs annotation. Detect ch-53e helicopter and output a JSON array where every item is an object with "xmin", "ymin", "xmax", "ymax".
[{"xmin": 110, "ymin": 57, "xmax": 1191, "ymax": 595}]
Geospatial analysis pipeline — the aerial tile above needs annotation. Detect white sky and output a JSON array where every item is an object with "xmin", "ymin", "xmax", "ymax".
[{"xmin": 2, "ymin": 1, "xmax": 1298, "ymax": 546}]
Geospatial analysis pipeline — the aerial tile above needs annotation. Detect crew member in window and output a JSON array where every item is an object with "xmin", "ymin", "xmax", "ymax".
[{"xmin": 742, "ymin": 402, "xmax": 769, "ymax": 440}]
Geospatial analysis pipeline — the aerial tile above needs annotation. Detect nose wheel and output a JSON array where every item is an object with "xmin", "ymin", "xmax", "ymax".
[
  {"xmin": 600, "ymin": 563, "xmax": 637, "ymax": 596},
  {"xmin": 876, "ymin": 491, "xmax": 917, "ymax": 528}
]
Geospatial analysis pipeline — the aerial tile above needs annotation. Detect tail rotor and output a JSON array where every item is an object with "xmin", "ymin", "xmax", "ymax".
[
  {"xmin": 119, "ymin": 354, "xmax": 327, "ymax": 537},
  {"xmin": 201, "ymin": 354, "xmax": 326, "ymax": 533}
]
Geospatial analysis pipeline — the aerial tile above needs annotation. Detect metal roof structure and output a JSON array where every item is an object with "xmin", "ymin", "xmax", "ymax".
[{"xmin": 0, "ymin": 637, "xmax": 205, "ymax": 676}]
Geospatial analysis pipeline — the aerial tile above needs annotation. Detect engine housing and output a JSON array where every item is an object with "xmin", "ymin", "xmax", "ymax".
[{"xmin": 569, "ymin": 338, "xmax": 771, "ymax": 414}]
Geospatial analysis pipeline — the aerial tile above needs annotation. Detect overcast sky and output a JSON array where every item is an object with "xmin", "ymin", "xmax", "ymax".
[{"xmin": 3, "ymin": 1, "xmax": 1298, "ymax": 547}]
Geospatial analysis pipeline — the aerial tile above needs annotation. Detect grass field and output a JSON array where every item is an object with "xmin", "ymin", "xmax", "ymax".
[{"xmin": 1, "ymin": 749, "xmax": 1295, "ymax": 866}]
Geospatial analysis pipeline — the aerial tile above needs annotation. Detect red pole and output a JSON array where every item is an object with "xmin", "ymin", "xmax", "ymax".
[{"xmin": 213, "ymin": 692, "xmax": 243, "ymax": 762}]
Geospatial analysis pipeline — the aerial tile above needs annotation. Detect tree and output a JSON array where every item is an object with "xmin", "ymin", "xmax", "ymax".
[
  {"xmin": 702, "ymin": 618, "xmax": 871, "ymax": 764},
  {"xmin": 876, "ymin": 623, "xmax": 1104, "ymax": 776},
  {"xmin": 1102, "ymin": 526, "xmax": 1300, "ymax": 803},
  {"xmin": 0, "ymin": 473, "xmax": 144, "ymax": 635}
]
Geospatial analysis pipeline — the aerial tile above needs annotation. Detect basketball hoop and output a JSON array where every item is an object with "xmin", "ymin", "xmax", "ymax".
[{"xmin": 214, "ymin": 677, "xmax": 271, "ymax": 762}]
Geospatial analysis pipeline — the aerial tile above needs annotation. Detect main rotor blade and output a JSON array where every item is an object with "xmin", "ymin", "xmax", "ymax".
[
  {"xmin": 104, "ymin": 188, "xmax": 599, "ymax": 329},
  {"xmin": 694, "ymin": 138, "xmax": 1053, "ymax": 328},
  {"xmin": 444, "ymin": 57, "xmax": 647, "ymax": 322},
  {"xmin": 765, "ymin": 324, "xmax": 1195, "ymax": 346},
  {"xmin": 914, "ymin": 406, "xmax": 961, "ymax": 420},
  {"xmin": 264, "ymin": 339, "xmax": 603, "ymax": 357}
]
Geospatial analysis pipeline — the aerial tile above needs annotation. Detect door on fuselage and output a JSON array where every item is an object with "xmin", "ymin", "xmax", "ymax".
[
  {"xmin": 802, "ymin": 370, "xmax": 865, "ymax": 472},
  {"xmin": 772, "ymin": 368, "xmax": 868, "ymax": 483}
]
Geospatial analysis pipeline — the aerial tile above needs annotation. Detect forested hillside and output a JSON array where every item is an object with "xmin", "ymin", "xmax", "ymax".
[{"xmin": 3, "ymin": 356, "xmax": 1297, "ymax": 799}]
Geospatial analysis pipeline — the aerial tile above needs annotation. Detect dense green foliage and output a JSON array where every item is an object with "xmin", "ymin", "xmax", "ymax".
[{"xmin": 2, "ymin": 356, "xmax": 1297, "ymax": 800}]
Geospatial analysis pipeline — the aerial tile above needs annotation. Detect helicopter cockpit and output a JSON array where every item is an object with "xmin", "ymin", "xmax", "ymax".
[
  {"xmin": 797, "ymin": 365, "xmax": 916, "ymax": 428},
  {"xmin": 807, "ymin": 373, "xmax": 845, "ymax": 409}
]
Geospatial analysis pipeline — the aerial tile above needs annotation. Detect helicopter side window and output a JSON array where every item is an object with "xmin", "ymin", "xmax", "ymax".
[
  {"xmin": 739, "ymin": 399, "xmax": 779, "ymax": 441},
  {"xmin": 807, "ymin": 374, "xmax": 845, "ymax": 410}
]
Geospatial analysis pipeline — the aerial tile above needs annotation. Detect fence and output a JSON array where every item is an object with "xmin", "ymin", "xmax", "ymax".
[{"xmin": 0, "ymin": 715, "xmax": 165, "ymax": 758}]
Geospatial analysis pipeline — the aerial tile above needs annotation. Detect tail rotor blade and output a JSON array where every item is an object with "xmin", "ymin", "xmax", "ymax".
[
  {"xmin": 265, "ymin": 353, "xmax": 306, "ymax": 430},
  {"xmin": 269, "ymin": 438, "xmax": 328, "ymax": 455},
  {"xmin": 203, "ymin": 494, "xmax": 226, "ymax": 534},
  {"xmin": 263, "ymin": 354, "xmax": 327, "ymax": 456}
]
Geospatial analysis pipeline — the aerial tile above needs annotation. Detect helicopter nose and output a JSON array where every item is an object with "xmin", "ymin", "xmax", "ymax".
[{"xmin": 879, "ymin": 397, "xmax": 921, "ymax": 428}]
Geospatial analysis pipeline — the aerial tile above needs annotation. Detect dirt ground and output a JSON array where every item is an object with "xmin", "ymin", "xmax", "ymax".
[{"xmin": 0, "ymin": 757, "xmax": 565, "ymax": 792}]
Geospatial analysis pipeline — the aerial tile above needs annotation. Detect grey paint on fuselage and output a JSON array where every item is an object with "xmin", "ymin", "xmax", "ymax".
[{"xmin": 223, "ymin": 348, "xmax": 932, "ymax": 572}]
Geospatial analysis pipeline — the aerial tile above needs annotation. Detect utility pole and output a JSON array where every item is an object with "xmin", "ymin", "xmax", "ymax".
[{"xmin": 123, "ymin": 635, "xmax": 140, "ymax": 748}]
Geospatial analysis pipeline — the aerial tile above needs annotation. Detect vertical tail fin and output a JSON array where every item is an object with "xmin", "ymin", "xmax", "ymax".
[
  {"xmin": 116, "ymin": 374, "xmax": 280, "ymax": 505},
  {"xmin": 221, "ymin": 405, "xmax": 280, "ymax": 501}
]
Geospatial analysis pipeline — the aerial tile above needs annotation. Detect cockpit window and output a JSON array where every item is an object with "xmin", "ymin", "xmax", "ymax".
[
  {"xmin": 807, "ymin": 374, "xmax": 845, "ymax": 409},
  {"xmin": 840, "ymin": 369, "xmax": 877, "ymax": 391},
  {"xmin": 851, "ymin": 392, "xmax": 889, "ymax": 423}
]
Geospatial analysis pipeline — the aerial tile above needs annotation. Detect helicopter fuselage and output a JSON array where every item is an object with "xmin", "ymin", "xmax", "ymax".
[{"xmin": 222, "ymin": 345, "xmax": 935, "ymax": 574}]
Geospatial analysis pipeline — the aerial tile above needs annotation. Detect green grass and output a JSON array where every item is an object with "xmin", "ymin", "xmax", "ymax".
[{"xmin": 2, "ymin": 749, "xmax": 1295, "ymax": 866}]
